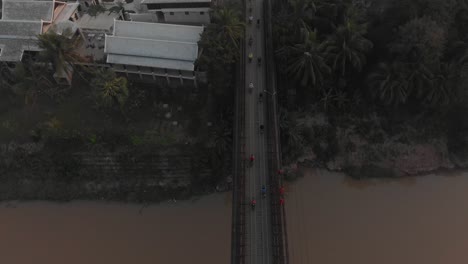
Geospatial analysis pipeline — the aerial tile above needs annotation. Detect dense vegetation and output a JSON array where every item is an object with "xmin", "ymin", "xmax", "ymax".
[
  {"xmin": 0, "ymin": 6, "xmax": 243, "ymax": 201},
  {"xmin": 273, "ymin": 0, "xmax": 468, "ymax": 176}
]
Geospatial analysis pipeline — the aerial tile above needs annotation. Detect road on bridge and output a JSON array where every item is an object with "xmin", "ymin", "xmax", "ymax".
[{"xmin": 244, "ymin": 0, "xmax": 272, "ymax": 262}]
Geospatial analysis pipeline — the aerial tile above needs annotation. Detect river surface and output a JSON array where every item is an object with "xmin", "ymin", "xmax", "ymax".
[
  {"xmin": 286, "ymin": 169, "xmax": 468, "ymax": 264},
  {"xmin": 1, "ymin": 170, "xmax": 468, "ymax": 264},
  {"xmin": 0, "ymin": 194, "xmax": 232, "ymax": 264}
]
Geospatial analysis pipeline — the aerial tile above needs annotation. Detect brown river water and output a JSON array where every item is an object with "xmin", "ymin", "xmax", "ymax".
[{"xmin": 1, "ymin": 169, "xmax": 467, "ymax": 264}]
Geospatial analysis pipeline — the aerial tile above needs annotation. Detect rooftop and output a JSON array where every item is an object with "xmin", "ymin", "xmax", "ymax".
[
  {"xmin": 2, "ymin": 0, "xmax": 54, "ymax": 22},
  {"xmin": 0, "ymin": 20, "xmax": 42, "ymax": 38},
  {"xmin": 55, "ymin": 3, "xmax": 79, "ymax": 23},
  {"xmin": 141, "ymin": 0, "xmax": 211, "ymax": 3},
  {"xmin": 0, "ymin": 38, "xmax": 41, "ymax": 62},
  {"xmin": 0, "ymin": 20, "xmax": 42, "ymax": 61},
  {"xmin": 0, "ymin": 0, "xmax": 79, "ymax": 62},
  {"xmin": 77, "ymin": 12, "xmax": 121, "ymax": 31},
  {"xmin": 113, "ymin": 20, "xmax": 203, "ymax": 42},
  {"xmin": 105, "ymin": 20, "xmax": 203, "ymax": 71}
]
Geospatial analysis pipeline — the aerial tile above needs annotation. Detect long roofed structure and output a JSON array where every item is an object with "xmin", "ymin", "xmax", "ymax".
[{"xmin": 104, "ymin": 20, "xmax": 203, "ymax": 71}]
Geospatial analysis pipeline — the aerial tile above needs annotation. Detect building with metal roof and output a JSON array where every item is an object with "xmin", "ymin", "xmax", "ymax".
[
  {"xmin": 139, "ymin": 0, "xmax": 211, "ymax": 25},
  {"xmin": 104, "ymin": 20, "xmax": 203, "ymax": 83},
  {"xmin": 0, "ymin": 0, "xmax": 80, "ymax": 63},
  {"xmin": 2, "ymin": 0, "xmax": 54, "ymax": 22}
]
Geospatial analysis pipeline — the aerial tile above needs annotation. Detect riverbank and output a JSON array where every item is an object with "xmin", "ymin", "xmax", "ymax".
[
  {"xmin": 0, "ymin": 140, "xmax": 232, "ymax": 203},
  {"xmin": 280, "ymin": 108, "xmax": 468, "ymax": 180}
]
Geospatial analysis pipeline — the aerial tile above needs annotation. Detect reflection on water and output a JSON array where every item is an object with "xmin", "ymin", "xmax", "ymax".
[
  {"xmin": 286, "ymin": 169, "xmax": 468, "ymax": 264},
  {"xmin": 0, "ymin": 193, "xmax": 231, "ymax": 264},
  {"xmin": 341, "ymin": 173, "xmax": 418, "ymax": 189}
]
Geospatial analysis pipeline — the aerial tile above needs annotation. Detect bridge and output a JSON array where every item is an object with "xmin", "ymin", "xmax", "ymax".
[{"xmin": 231, "ymin": 0, "xmax": 289, "ymax": 262}]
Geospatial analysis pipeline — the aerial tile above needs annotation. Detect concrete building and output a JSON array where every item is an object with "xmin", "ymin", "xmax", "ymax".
[
  {"xmin": 0, "ymin": 0, "xmax": 80, "ymax": 84},
  {"xmin": 104, "ymin": 20, "xmax": 204, "ymax": 84},
  {"xmin": 138, "ymin": 0, "xmax": 211, "ymax": 25}
]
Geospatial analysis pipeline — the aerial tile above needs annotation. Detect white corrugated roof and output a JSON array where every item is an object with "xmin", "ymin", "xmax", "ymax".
[
  {"xmin": 113, "ymin": 20, "xmax": 203, "ymax": 42},
  {"xmin": 142, "ymin": 0, "xmax": 210, "ymax": 3},
  {"xmin": 105, "ymin": 36, "xmax": 198, "ymax": 61},
  {"xmin": 105, "ymin": 20, "xmax": 203, "ymax": 71}
]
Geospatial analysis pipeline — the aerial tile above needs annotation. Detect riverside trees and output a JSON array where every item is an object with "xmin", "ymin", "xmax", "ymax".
[
  {"xmin": 274, "ymin": 0, "xmax": 468, "ymax": 108},
  {"xmin": 273, "ymin": 0, "xmax": 468, "ymax": 164}
]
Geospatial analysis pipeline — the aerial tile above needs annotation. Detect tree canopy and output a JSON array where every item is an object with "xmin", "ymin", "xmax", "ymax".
[{"xmin": 273, "ymin": 0, "xmax": 468, "ymax": 108}]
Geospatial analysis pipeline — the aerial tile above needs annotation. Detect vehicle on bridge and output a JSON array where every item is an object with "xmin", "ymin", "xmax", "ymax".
[
  {"xmin": 259, "ymin": 92, "xmax": 263, "ymax": 102},
  {"xmin": 249, "ymin": 154, "xmax": 255, "ymax": 164},
  {"xmin": 248, "ymin": 36, "xmax": 253, "ymax": 46},
  {"xmin": 257, "ymin": 57, "xmax": 261, "ymax": 66},
  {"xmin": 248, "ymin": 82, "xmax": 254, "ymax": 92},
  {"xmin": 248, "ymin": 52, "xmax": 253, "ymax": 62},
  {"xmin": 251, "ymin": 198, "xmax": 256, "ymax": 210},
  {"xmin": 261, "ymin": 185, "xmax": 266, "ymax": 198}
]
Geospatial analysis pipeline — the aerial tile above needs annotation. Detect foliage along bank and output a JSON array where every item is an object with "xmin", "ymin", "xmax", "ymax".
[{"xmin": 272, "ymin": 0, "xmax": 468, "ymax": 178}]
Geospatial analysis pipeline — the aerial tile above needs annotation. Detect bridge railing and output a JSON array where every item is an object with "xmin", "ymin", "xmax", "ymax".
[
  {"xmin": 231, "ymin": 1, "xmax": 247, "ymax": 262},
  {"xmin": 264, "ymin": 0, "xmax": 289, "ymax": 262}
]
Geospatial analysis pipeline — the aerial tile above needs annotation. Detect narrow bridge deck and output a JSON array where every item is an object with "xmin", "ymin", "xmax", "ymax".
[{"xmin": 231, "ymin": 0, "xmax": 288, "ymax": 263}]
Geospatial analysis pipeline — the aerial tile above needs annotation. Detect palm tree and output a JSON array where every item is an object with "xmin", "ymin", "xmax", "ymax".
[
  {"xmin": 446, "ymin": 40, "xmax": 468, "ymax": 70},
  {"xmin": 423, "ymin": 62, "xmax": 458, "ymax": 106},
  {"xmin": 320, "ymin": 19, "xmax": 373, "ymax": 76},
  {"xmin": 277, "ymin": 29, "xmax": 331, "ymax": 87},
  {"xmin": 287, "ymin": 0, "xmax": 316, "ymax": 39},
  {"xmin": 367, "ymin": 62, "xmax": 409, "ymax": 106},
  {"xmin": 210, "ymin": 118, "xmax": 232, "ymax": 158},
  {"xmin": 211, "ymin": 7, "xmax": 245, "ymax": 49},
  {"xmin": 406, "ymin": 62, "xmax": 434, "ymax": 100},
  {"xmin": 37, "ymin": 29, "xmax": 82, "ymax": 76},
  {"xmin": 108, "ymin": 2, "xmax": 126, "ymax": 19},
  {"xmin": 91, "ymin": 69, "xmax": 129, "ymax": 108},
  {"xmin": 319, "ymin": 85, "xmax": 349, "ymax": 111}
]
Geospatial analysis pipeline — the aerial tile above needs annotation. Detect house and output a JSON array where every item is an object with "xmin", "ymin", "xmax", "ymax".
[
  {"xmin": 138, "ymin": 0, "xmax": 211, "ymax": 25},
  {"xmin": 0, "ymin": 0, "xmax": 81, "ymax": 85},
  {"xmin": 104, "ymin": 20, "xmax": 204, "ymax": 85}
]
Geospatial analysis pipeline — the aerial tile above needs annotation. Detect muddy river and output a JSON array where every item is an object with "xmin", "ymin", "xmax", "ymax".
[
  {"xmin": 0, "ymin": 194, "xmax": 232, "ymax": 264},
  {"xmin": 1, "ymin": 169, "xmax": 467, "ymax": 264},
  {"xmin": 287, "ymin": 169, "xmax": 468, "ymax": 264}
]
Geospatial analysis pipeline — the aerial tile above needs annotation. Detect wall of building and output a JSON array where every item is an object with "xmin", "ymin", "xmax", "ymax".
[
  {"xmin": 107, "ymin": 63, "xmax": 199, "ymax": 85},
  {"xmin": 163, "ymin": 10, "xmax": 210, "ymax": 24},
  {"xmin": 129, "ymin": 13, "xmax": 159, "ymax": 23}
]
